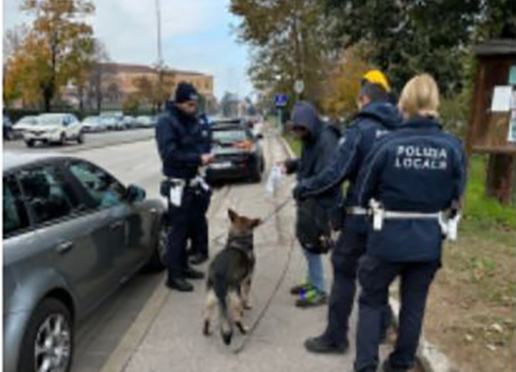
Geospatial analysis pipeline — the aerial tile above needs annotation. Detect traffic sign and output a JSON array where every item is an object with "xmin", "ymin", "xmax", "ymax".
[
  {"xmin": 275, "ymin": 94, "xmax": 288, "ymax": 107},
  {"xmin": 294, "ymin": 80, "xmax": 304, "ymax": 95}
]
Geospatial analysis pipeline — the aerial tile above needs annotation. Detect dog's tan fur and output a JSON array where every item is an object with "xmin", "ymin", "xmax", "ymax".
[{"xmin": 203, "ymin": 209, "xmax": 260, "ymax": 345}]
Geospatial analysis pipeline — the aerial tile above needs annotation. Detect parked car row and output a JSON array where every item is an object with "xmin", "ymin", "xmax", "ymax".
[
  {"xmin": 82, "ymin": 114, "xmax": 157, "ymax": 132},
  {"xmin": 2, "ymin": 113, "xmax": 159, "ymax": 147},
  {"xmin": 3, "ymin": 152, "xmax": 167, "ymax": 372}
]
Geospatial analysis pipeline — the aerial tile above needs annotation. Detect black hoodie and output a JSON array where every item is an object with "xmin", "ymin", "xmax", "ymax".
[{"xmin": 286, "ymin": 101, "xmax": 342, "ymax": 208}]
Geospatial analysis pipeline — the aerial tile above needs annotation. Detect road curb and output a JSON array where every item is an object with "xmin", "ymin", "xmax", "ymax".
[
  {"xmin": 98, "ymin": 283, "xmax": 169, "ymax": 372},
  {"xmin": 277, "ymin": 131, "xmax": 296, "ymax": 158},
  {"xmin": 390, "ymin": 297, "xmax": 456, "ymax": 372}
]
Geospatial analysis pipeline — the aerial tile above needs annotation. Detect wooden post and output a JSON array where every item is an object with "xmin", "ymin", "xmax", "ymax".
[{"xmin": 485, "ymin": 154, "xmax": 515, "ymax": 204}]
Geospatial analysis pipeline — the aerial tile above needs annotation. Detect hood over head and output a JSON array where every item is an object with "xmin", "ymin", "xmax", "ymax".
[{"xmin": 290, "ymin": 101, "xmax": 322, "ymax": 139}]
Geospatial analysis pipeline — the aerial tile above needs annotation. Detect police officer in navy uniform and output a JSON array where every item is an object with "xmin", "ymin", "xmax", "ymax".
[
  {"xmin": 353, "ymin": 74, "xmax": 467, "ymax": 372},
  {"xmin": 156, "ymin": 82, "xmax": 214, "ymax": 292},
  {"xmin": 293, "ymin": 71, "xmax": 402, "ymax": 354}
]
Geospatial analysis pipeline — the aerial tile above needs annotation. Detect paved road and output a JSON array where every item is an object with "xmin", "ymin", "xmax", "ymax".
[{"xmin": 3, "ymin": 128, "xmax": 154, "ymax": 154}]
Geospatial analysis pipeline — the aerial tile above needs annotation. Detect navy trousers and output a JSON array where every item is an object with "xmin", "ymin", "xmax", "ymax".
[
  {"xmin": 167, "ymin": 188, "xmax": 209, "ymax": 279},
  {"xmin": 354, "ymin": 255, "xmax": 440, "ymax": 372},
  {"xmin": 188, "ymin": 190, "xmax": 211, "ymax": 258},
  {"xmin": 324, "ymin": 224, "xmax": 393, "ymax": 345}
]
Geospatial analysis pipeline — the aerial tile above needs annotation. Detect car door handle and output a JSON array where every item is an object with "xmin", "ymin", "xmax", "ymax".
[
  {"xmin": 110, "ymin": 221, "xmax": 124, "ymax": 230},
  {"xmin": 56, "ymin": 241, "xmax": 74, "ymax": 254}
]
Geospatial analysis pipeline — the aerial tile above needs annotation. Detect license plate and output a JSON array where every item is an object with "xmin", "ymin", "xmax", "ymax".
[{"xmin": 210, "ymin": 162, "xmax": 232, "ymax": 169}]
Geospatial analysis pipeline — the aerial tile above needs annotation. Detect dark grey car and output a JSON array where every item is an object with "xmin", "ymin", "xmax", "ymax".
[{"xmin": 3, "ymin": 152, "xmax": 167, "ymax": 372}]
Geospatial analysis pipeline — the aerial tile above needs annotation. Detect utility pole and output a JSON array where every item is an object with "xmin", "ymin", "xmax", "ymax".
[
  {"xmin": 155, "ymin": 0, "xmax": 165, "ymax": 111},
  {"xmin": 155, "ymin": 0, "xmax": 163, "ymax": 67}
]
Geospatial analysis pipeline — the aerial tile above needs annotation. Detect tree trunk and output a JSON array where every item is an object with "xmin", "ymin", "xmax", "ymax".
[
  {"xmin": 485, "ymin": 154, "xmax": 515, "ymax": 205},
  {"xmin": 43, "ymin": 86, "xmax": 52, "ymax": 112},
  {"xmin": 96, "ymin": 91, "xmax": 102, "ymax": 112},
  {"xmin": 78, "ymin": 84, "xmax": 85, "ymax": 114}
]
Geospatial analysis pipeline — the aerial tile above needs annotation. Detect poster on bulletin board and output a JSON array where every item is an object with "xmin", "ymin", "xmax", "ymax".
[
  {"xmin": 509, "ymin": 65, "xmax": 516, "ymax": 85},
  {"xmin": 509, "ymin": 111, "xmax": 516, "ymax": 143}
]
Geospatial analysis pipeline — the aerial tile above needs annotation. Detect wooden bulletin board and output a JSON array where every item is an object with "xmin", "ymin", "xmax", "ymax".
[{"xmin": 467, "ymin": 40, "xmax": 516, "ymax": 156}]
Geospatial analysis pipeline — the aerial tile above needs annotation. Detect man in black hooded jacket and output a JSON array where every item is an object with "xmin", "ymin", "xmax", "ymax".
[{"xmin": 282, "ymin": 101, "xmax": 342, "ymax": 307}]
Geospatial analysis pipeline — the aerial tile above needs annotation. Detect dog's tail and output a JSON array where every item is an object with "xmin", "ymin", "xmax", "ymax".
[{"xmin": 212, "ymin": 274, "xmax": 233, "ymax": 345}]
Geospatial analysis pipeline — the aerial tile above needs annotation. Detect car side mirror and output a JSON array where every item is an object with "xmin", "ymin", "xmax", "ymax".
[{"xmin": 126, "ymin": 184, "xmax": 146, "ymax": 203}]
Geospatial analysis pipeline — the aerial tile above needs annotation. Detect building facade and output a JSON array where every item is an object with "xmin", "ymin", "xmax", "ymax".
[{"xmin": 73, "ymin": 63, "xmax": 215, "ymax": 112}]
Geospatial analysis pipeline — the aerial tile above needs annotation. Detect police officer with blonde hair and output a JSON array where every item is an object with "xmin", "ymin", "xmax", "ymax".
[{"xmin": 352, "ymin": 74, "xmax": 466, "ymax": 372}]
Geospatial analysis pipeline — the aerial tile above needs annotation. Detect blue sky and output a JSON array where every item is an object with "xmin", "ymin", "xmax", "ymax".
[{"xmin": 3, "ymin": 0, "xmax": 253, "ymax": 100}]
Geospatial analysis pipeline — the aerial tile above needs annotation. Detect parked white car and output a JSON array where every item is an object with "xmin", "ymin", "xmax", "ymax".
[
  {"xmin": 81, "ymin": 116, "xmax": 106, "ymax": 132},
  {"xmin": 12, "ymin": 116, "xmax": 39, "ymax": 138},
  {"xmin": 23, "ymin": 113, "xmax": 84, "ymax": 147},
  {"xmin": 137, "ymin": 115, "xmax": 157, "ymax": 128},
  {"xmin": 100, "ymin": 113, "xmax": 126, "ymax": 130},
  {"xmin": 123, "ymin": 116, "xmax": 137, "ymax": 129}
]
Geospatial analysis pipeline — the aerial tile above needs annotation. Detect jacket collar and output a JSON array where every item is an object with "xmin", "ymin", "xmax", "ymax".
[
  {"xmin": 403, "ymin": 115, "xmax": 442, "ymax": 131},
  {"xmin": 167, "ymin": 101, "xmax": 197, "ymax": 125}
]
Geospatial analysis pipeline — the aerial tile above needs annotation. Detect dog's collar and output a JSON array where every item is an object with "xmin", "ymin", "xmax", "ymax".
[{"xmin": 227, "ymin": 234, "xmax": 254, "ymax": 253}]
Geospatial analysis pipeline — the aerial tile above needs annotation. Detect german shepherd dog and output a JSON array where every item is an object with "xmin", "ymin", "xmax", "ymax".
[{"xmin": 203, "ymin": 209, "xmax": 261, "ymax": 345}]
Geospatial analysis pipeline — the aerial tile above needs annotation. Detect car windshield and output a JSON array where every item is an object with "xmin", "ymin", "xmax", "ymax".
[
  {"xmin": 213, "ymin": 130, "xmax": 247, "ymax": 144},
  {"xmin": 18, "ymin": 117, "xmax": 37, "ymax": 125},
  {"xmin": 38, "ymin": 114, "xmax": 65, "ymax": 126},
  {"xmin": 84, "ymin": 117, "xmax": 98, "ymax": 123}
]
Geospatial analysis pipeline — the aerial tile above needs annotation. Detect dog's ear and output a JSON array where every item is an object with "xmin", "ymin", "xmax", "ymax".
[
  {"xmin": 228, "ymin": 209, "xmax": 239, "ymax": 223},
  {"xmin": 250, "ymin": 218, "xmax": 262, "ymax": 229}
]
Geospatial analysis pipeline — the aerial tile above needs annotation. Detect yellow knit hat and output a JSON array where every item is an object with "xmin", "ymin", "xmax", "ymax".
[{"xmin": 362, "ymin": 70, "xmax": 391, "ymax": 92}]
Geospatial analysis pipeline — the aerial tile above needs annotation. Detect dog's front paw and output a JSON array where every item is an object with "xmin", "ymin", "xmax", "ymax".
[
  {"xmin": 243, "ymin": 302, "xmax": 253, "ymax": 310},
  {"xmin": 203, "ymin": 320, "xmax": 212, "ymax": 336},
  {"xmin": 236, "ymin": 322, "xmax": 248, "ymax": 334}
]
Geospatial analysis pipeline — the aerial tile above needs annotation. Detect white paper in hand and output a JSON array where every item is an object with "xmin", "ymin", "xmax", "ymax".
[
  {"xmin": 169, "ymin": 184, "xmax": 184, "ymax": 207},
  {"xmin": 266, "ymin": 165, "xmax": 282, "ymax": 194}
]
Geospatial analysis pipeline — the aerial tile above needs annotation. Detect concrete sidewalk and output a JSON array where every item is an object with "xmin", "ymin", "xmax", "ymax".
[{"xmin": 99, "ymin": 131, "xmax": 392, "ymax": 372}]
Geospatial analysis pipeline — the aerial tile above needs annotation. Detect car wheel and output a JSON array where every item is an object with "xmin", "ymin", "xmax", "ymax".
[
  {"xmin": 19, "ymin": 298, "xmax": 73, "ymax": 372},
  {"xmin": 77, "ymin": 132, "xmax": 84, "ymax": 144},
  {"xmin": 25, "ymin": 140, "xmax": 35, "ymax": 148},
  {"xmin": 144, "ymin": 220, "xmax": 168, "ymax": 272}
]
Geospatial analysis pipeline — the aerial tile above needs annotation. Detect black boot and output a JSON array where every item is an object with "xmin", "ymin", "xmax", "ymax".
[
  {"xmin": 183, "ymin": 267, "xmax": 205, "ymax": 280},
  {"xmin": 382, "ymin": 359, "xmax": 407, "ymax": 372},
  {"xmin": 166, "ymin": 278, "xmax": 194, "ymax": 292},
  {"xmin": 382, "ymin": 359, "xmax": 408, "ymax": 372},
  {"xmin": 190, "ymin": 253, "xmax": 209, "ymax": 265},
  {"xmin": 304, "ymin": 334, "xmax": 348, "ymax": 354}
]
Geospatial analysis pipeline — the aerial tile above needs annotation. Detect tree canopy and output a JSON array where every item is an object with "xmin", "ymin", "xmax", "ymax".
[{"xmin": 4, "ymin": 0, "xmax": 96, "ymax": 111}]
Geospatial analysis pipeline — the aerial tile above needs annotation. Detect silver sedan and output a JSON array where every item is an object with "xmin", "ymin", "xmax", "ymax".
[{"xmin": 3, "ymin": 152, "xmax": 167, "ymax": 372}]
